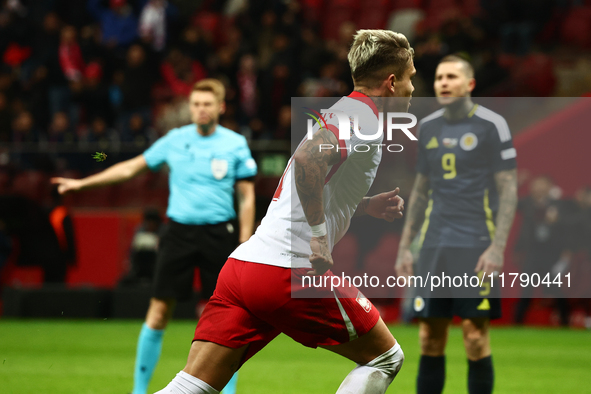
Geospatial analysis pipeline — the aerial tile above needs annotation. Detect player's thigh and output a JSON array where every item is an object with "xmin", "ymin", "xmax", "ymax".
[
  {"xmin": 153, "ymin": 221, "xmax": 201, "ymax": 301},
  {"xmin": 198, "ymin": 221, "xmax": 239, "ymax": 298},
  {"xmin": 193, "ymin": 259, "xmax": 282, "ymax": 369},
  {"xmin": 320, "ymin": 317, "xmax": 396, "ymax": 364},
  {"xmin": 413, "ymin": 248, "xmax": 453, "ymax": 320},
  {"xmin": 260, "ymin": 269, "xmax": 381, "ymax": 358}
]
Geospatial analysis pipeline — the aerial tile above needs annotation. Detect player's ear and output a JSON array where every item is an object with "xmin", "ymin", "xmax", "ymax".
[
  {"xmin": 219, "ymin": 101, "xmax": 226, "ymax": 115},
  {"xmin": 388, "ymin": 74, "xmax": 397, "ymax": 94},
  {"xmin": 467, "ymin": 77, "xmax": 476, "ymax": 93}
]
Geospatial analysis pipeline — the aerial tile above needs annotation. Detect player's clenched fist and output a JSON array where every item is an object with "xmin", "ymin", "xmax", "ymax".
[
  {"xmin": 308, "ymin": 235, "xmax": 334, "ymax": 276},
  {"xmin": 366, "ymin": 187, "xmax": 405, "ymax": 222}
]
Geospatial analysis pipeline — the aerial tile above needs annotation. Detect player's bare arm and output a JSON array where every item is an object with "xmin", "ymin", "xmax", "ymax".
[
  {"xmin": 294, "ymin": 127, "xmax": 340, "ymax": 275},
  {"xmin": 475, "ymin": 168, "xmax": 518, "ymax": 274},
  {"xmin": 354, "ymin": 187, "xmax": 405, "ymax": 222},
  {"xmin": 51, "ymin": 154, "xmax": 149, "ymax": 194},
  {"xmin": 395, "ymin": 172, "xmax": 430, "ymax": 277},
  {"xmin": 236, "ymin": 179, "xmax": 255, "ymax": 244}
]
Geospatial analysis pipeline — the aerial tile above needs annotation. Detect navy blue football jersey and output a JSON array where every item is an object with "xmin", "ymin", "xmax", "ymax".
[{"xmin": 416, "ymin": 104, "xmax": 517, "ymax": 248}]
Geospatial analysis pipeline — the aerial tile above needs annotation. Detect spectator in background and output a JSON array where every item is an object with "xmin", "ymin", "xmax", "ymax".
[
  {"xmin": 79, "ymin": 61, "xmax": 113, "ymax": 124},
  {"xmin": 0, "ymin": 91, "xmax": 10, "ymax": 142},
  {"xmin": 178, "ymin": 26, "xmax": 212, "ymax": 65},
  {"xmin": 161, "ymin": 48, "xmax": 207, "ymax": 98},
  {"xmin": 87, "ymin": 0, "xmax": 138, "ymax": 49},
  {"xmin": 138, "ymin": 0, "xmax": 177, "ymax": 53},
  {"xmin": 120, "ymin": 44, "xmax": 155, "ymax": 123},
  {"xmin": 47, "ymin": 111, "xmax": 76, "ymax": 145},
  {"xmin": 561, "ymin": 186, "xmax": 591, "ymax": 328},
  {"xmin": 513, "ymin": 175, "xmax": 570, "ymax": 326},
  {"xmin": 122, "ymin": 112, "xmax": 156, "ymax": 149},
  {"xmin": 236, "ymin": 53, "xmax": 258, "ymax": 123},
  {"xmin": 46, "ymin": 186, "xmax": 76, "ymax": 283},
  {"xmin": 86, "ymin": 116, "xmax": 119, "ymax": 151},
  {"xmin": 11, "ymin": 110, "xmax": 37, "ymax": 144},
  {"xmin": 58, "ymin": 25, "xmax": 85, "ymax": 83}
]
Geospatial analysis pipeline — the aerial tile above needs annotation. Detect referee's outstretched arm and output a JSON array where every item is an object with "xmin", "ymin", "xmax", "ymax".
[{"xmin": 51, "ymin": 154, "xmax": 149, "ymax": 195}]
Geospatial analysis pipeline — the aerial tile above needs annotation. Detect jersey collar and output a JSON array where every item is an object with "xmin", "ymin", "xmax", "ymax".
[{"xmin": 347, "ymin": 91, "xmax": 379, "ymax": 118}]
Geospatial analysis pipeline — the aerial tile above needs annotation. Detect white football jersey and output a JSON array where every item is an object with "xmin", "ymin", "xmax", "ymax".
[{"xmin": 231, "ymin": 93, "xmax": 383, "ymax": 268}]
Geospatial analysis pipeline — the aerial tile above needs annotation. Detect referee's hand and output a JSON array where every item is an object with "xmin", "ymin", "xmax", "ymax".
[
  {"xmin": 308, "ymin": 235, "xmax": 334, "ymax": 276},
  {"xmin": 51, "ymin": 177, "xmax": 82, "ymax": 194}
]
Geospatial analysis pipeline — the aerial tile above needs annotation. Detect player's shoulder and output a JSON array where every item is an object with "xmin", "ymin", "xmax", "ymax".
[
  {"xmin": 419, "ymin": 108, "xmax": 445, "ymax": 127},
  {"xmin": 418, "ymin": 108, "xmax": 445, "ymax": 138},
  {"xmin": 216, "ymin": 125, "xmax": 249, "ymax": 145},
  {"xmin": 167, "ymin": 124, "xmax": 194, "ymax": 138},
  {"xmin": 472, "ymin": 105, "xmax": 511, "ymax": 142}
]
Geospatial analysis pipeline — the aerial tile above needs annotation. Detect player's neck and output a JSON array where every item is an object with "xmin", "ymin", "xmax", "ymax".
[
  {"xmin": 197, "ymin": 123, "xmax": 218, "ymax": 136},
  {"xmin": 352, "ymin": 87, "xmax": 385, "ymax": 111},
  {"xmin": 443, "ymin": 97, "xmax": 474, "ymax": 121}
]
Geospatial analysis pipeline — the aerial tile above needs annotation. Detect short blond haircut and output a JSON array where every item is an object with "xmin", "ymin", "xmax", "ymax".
[
  {"xmin": 348, "ymin": 29, "xmax": 414, "ymax": 86},
  {"xmin": 192, "ymin": 79, "xmax": 226, "ymax": 102}
]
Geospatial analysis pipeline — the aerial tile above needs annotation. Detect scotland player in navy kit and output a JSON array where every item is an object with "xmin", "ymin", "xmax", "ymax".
[
  {"xmin": 396, "ymin": 56, "xmax": 518, "ymax": 394},
  {"xmin": 52, "ymin": 79, "xmax": 256, "ymax": 394}
]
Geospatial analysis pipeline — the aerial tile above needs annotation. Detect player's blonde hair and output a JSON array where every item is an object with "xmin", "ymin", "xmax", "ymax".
[
  {"xmin": 192, "ymin": 79, "xmax": 226, "ymax": 102},
  {"xmin": 348, "ymin": 30, "xmax": 414, "ymax": 86}
]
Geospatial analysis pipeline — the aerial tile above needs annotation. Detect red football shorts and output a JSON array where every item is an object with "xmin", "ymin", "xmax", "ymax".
[{"xmin": 193, "ymin": 258, "xmax": 380, "ymax": 366}]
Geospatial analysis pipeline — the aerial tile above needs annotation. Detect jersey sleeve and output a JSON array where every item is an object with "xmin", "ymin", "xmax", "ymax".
[
  {"xmin": 143, "ymin": 132, "xmax": 172, "ymax": 171},
  {"xmin": 415, "ymin": 123, "xmax": 430, "ymax": 175},
  {"xmin": 235, "ymin": 138, "xmax": 258, "ymax": 180},
  {"xmin": 488, "ymin": 117, "xmax": 517, "ymax": 172}
]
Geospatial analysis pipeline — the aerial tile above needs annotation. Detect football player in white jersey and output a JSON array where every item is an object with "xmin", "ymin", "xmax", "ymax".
[{"xmin": 155, "ymin": 29, "xmax": 416, "ymax": 394}]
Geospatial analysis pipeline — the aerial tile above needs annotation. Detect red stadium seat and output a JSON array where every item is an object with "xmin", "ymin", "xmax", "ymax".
[
  {"xmin": 357, "ymin": 0, "xmax": 390, "ymax": 30},
  {"xmin": 73, "ymin": 185, "xmax": 115, "ymax": 207},
  {"xmin": 113, "ymin": 172, "xmax": 151, "ymax": 207},
  {"xmin": 391, "ymin": 0, "xmax": 422, "ymax": 11},
  {"xmin": 10, "ymin": 171, "xmax": 48, "ymax": 202},
  {"xmin": 561, "ymin": 6, "xmax": 591, "ymax": 48}
]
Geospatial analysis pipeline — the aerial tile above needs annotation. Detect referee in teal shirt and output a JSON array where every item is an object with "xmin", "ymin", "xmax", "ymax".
[{"xmin": 52, "ymin": 79, "xmax": 256, "ymax": 394}]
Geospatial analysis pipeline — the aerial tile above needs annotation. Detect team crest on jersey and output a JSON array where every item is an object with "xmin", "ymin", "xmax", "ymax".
[
  {"xmin": 460, "ymin": 133, "xmax": 478, "ymax": 151},
  {"xmin": 211, "ymin": 158, "xmax": 228, "ymax": 180},
  {"xmin": 414, "ymin": 296, "xmax": 425, "ymax": 312},
  {"xmin": 356, "ymin": 291, "xmax": 372, "ymax": 313},
  {"xmin": 442, "ymin": 138, "xmax": 458, "ymax": 148}
]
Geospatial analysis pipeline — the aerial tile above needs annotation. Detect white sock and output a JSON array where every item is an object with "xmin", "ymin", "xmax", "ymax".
[
  {"xmin": 336, "ymin": 343, "xmax": 404, "ymax": 394},
  {"xmin": 154, "ymin": 371, "xmax": 219, "ymax": 394}
]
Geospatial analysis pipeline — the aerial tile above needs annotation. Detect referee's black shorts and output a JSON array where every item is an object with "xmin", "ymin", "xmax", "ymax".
[
  {"xmin": 412, "ymin": 246, "xmax": 502, "ymax": 320},
  {"xmin": 153, "ymin": 219, "xmax": 238, "ymax": 301}
]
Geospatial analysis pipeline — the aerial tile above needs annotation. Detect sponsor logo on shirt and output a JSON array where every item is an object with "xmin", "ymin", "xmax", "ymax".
[{"xmin": 442, "ymin": 138, "xmax": 458, "ymax": 148}]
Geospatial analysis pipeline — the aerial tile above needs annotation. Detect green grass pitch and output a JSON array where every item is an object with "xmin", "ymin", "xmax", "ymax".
[{"xmin": 1, "ymin": 320, "xmax": 590, "ymax": 393}]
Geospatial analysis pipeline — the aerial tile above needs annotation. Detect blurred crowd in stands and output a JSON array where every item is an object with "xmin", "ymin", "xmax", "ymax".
[{"xmin": 1, "ymin": 0, "xmax": 589, "ymax": 170}]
